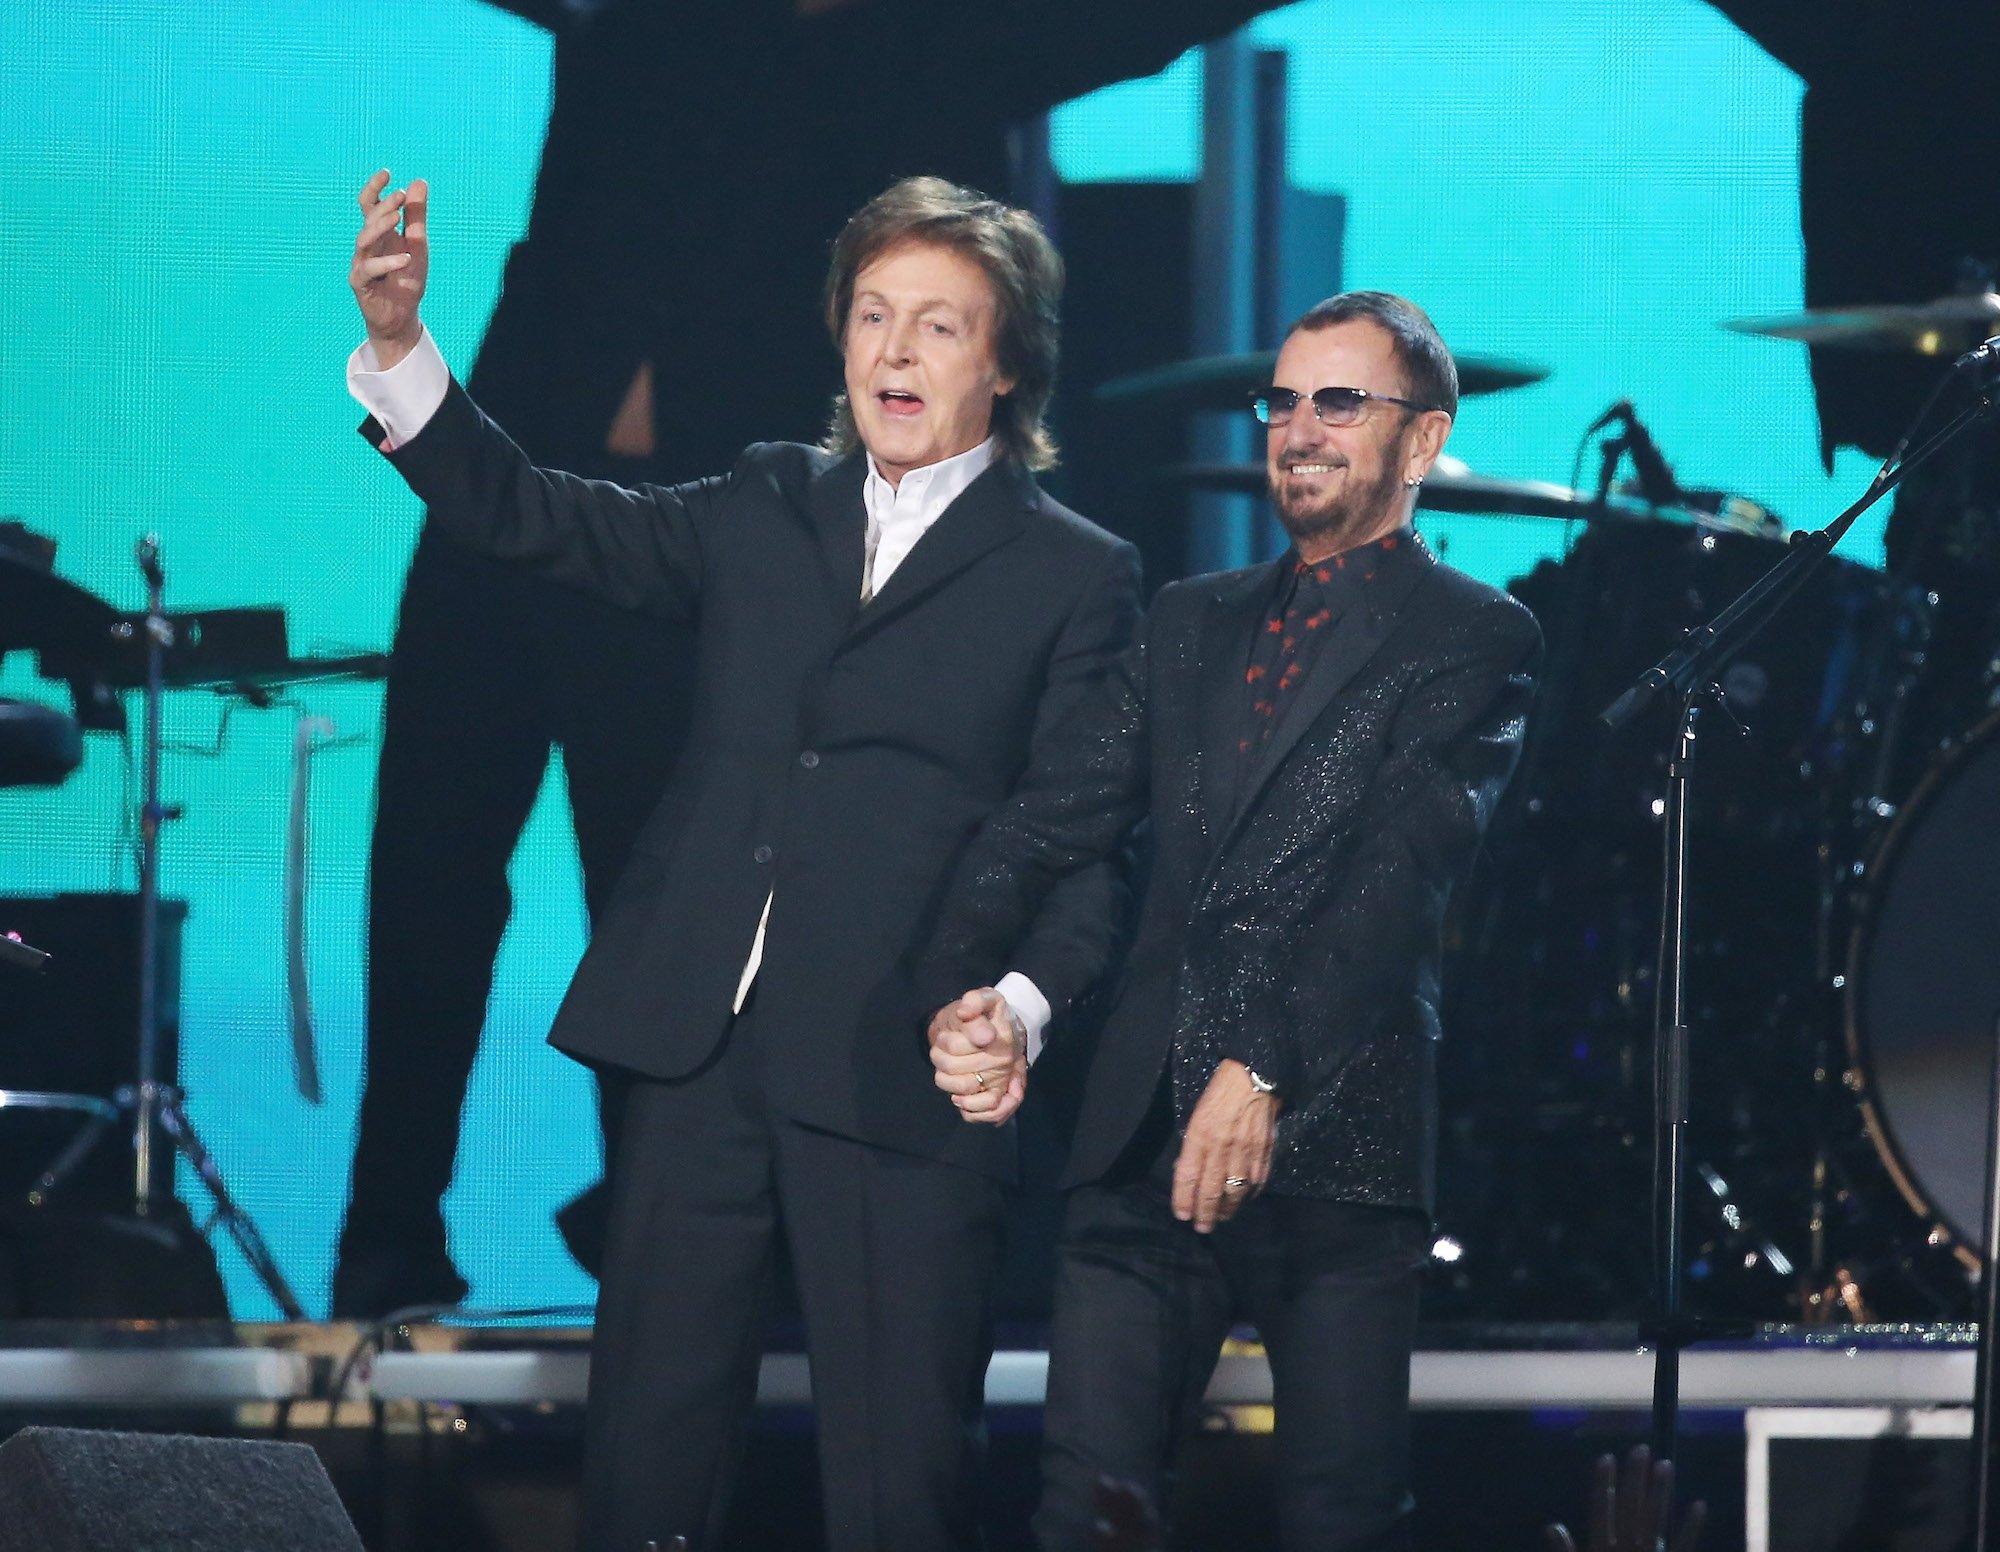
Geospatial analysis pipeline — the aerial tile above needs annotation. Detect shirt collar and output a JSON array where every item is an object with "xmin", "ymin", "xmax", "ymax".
[
  {"xmin": 1284, "ymin": 525, "xmax": 1417, "ymax": 602},
  {"xmin": 863, "ymin": 437, "xmax": 999, "ymax": 531}
]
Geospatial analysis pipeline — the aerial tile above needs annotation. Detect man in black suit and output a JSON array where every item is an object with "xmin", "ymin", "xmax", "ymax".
[
  {"xmin": 922, "ymin": 293, "xmax": 1543, "ymax": 1550},
  {"xmin": 344, "ymin": 174, "xmax": 1138, "ymax": 1550},
  {"xmin": 337, "ymin": 0, "xmax": 1291, "ymax": 1315}
]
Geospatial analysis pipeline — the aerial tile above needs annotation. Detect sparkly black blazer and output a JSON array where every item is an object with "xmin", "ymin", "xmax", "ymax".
[{"xmin": 921, "ymin": 533, "xmax": 1541, "ymax": 1211}]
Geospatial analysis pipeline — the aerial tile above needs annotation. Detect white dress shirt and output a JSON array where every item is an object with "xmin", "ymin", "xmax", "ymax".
[{"xmin": 347, "ymin": 329, "xmax": 1054, "ymax": 1059}]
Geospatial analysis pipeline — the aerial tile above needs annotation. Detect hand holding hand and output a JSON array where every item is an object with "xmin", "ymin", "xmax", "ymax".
[
  {"xmin": 1171, "ymin": 1058, "xmax": 1277, "ymax": 1233},
  {"xmin": 350, "ymin": 170, "xmax": 429, "ymax": 368},
  {"xmin": 929, "ymin": 988, "xmax": 1026, "ymax": 1125}
]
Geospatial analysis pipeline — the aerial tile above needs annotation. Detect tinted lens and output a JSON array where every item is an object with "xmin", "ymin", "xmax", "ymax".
[
  {"xmin": 1311, "ymin": 387, "xmax": 1369, "ymax": 425},
  {"xmin": 1251, "ymin": 388, "xmax": 1299, "ymax": 425}
]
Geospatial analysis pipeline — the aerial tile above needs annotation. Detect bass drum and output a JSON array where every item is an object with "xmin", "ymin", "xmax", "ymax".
[{"xmin": 1846, "ymin": 709, "xmax": 2000, "ymax": 1268}]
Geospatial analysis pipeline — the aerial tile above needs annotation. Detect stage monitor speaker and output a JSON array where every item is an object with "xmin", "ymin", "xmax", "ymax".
[{"xmin": 0, "ymin": 1426, "xmax": 363, "ymax": 1552}]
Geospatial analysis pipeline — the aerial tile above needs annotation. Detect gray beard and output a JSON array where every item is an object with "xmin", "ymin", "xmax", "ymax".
[{"xmin": 1271, "ymin": 456, "xmax": 1407, "ymax": 554}]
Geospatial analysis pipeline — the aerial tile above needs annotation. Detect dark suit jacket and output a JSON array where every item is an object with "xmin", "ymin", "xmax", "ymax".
[
  {"xmin": 921, "ymin": 533, "xmax": 1541, "ymax": 1209},
  {"xmin": 366, "ymin": 381, "xmax": 1141, "ymax": 1179}
]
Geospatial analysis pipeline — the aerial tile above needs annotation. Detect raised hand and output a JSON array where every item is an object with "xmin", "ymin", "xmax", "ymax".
[
  {"xmin": 349, "ymin": 170, "xmax": 429, "ymax": 368},
  {"xmin": 1171, "ymin": 1058, "xmax": 1277, "ymax": 1233},
  {"xmin": 928, "ymin": 989, "xmax": 1026, "ymax": 1125}
]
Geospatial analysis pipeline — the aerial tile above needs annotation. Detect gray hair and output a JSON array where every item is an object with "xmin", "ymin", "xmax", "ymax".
[{"xmin": 1291, "ymin": 291, "xmax": 1458, "ymax": 419}]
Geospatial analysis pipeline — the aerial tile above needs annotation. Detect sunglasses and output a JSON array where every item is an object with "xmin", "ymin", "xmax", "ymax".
[{"xmin": 1249, "ymin": 385, "xmax": 1440, "ymax": 427}]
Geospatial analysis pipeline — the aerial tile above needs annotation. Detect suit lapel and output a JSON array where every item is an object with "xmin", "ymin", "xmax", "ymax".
[
  {"xmin": 841, "ymin": 457, "xmax": 1030, "ymax": 644},
  {"xmin": 1230, "ymin": 533, "xmax": 1439, "ymax": 834},
  {"xmin": 1194, "ymin": 561, "xmax": 1282, "ymax": 841},
  {"xmin": 804, "ymin": 451, "xmax": 870, "ymax": 612}
]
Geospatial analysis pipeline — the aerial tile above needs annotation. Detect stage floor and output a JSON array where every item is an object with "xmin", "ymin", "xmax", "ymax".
[{"xmin": 0, "ymin": 1321, "xmax": 1981, "ymax": 1549}]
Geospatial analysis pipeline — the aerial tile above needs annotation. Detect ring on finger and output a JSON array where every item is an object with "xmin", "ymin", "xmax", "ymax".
[
  {"xmin": 973, "ymin": 1070, "xmax": 991, "ymax": 1091},
  {"xmin": 1223, "ymin": 1176, "xmax": 1249, "ymax": 1193}
]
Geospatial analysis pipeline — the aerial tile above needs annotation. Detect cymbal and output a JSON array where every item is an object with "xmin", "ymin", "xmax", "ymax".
[
  {"xmin": 1157, "ymin": 461, "xmax": 1787, "ymax": 538},
  {"xmin": 1722, "ymin": 293, "xmax": 2000, "ymax": 353},
  {"xmin": 1157, "ymin": 461, "xmax": 1599, "ymax": 521},
  {"xmin": 1094, "ymin": 348, "xmax": 1550, "ymax": 414}
]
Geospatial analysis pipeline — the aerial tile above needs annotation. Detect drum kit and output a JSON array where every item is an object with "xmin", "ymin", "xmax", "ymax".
[{"xmin": 1102, "ymin": 295, "xmax": 2000, "ymax": 1323}]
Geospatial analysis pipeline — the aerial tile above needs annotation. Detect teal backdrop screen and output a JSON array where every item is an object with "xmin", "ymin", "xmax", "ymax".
[{"xmin": 0, "ymin": 0, "xmax": 1877, "ymax": 1315}]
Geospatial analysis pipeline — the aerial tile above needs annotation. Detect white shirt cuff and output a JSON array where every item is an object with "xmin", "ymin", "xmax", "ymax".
[
  {"xmin": 346, "ymin": 326, "xmax": 450, "ymax": 450},
  {"xmin": 994, "ymin": 970, "xmax": 1053, "ymax": 1066}
]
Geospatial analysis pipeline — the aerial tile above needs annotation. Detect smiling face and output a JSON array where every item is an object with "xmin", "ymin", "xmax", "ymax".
[
  {"xmin": 841, "ymin": 240, "xmax": 1015, "ymax": 486},
  {"xmin": 1265, "ymin": 319, "xmax": 1452, "ymax": 562}
]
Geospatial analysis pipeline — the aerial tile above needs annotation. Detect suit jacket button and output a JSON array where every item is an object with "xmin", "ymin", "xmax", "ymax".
[
  {"xmin": 798, "ymin": 750, "xmax": 820, "ymax": 769},
  {"xmin": 753, "ymin": 845, "xmax": 774, "ymax": 865}
]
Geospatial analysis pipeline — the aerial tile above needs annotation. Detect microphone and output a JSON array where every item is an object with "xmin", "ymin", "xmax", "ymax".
[
  {"xmin": 1954, "ymin": 335, "xmax": 2000, "ymax": 374},
  {"xmin": 1588, "ymin": 400, "xmax": 1682, "ymax": 508}
]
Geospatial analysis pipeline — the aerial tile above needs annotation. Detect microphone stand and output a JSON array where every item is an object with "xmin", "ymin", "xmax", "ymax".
[
  {"xmin": 128, "ymin": 537, "xmax": 305, "ymax": 1319},
  {"xmin": 1599, "ymin": 375, "xmax": 1998, "ymax": 1471}
]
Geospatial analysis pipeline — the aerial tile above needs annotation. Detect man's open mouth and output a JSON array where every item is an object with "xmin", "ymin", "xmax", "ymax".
[{"xmin": 878, "ymin": 389, "xmax": 925, "ymax": 416}]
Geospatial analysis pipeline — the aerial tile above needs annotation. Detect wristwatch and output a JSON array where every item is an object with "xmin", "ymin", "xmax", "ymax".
[{"xmin": 1243, "ymin": 1065, "xmax": 1278, "ymax": 1097}]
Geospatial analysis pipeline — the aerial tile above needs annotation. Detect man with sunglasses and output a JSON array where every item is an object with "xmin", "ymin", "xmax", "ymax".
[{"xmin": 920, "ymin": 293, "xmax": 1543, "ymax": 1548}]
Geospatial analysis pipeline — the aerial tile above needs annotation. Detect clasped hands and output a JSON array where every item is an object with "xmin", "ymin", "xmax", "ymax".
[
  {"xmin": 928, "ymin": 990, "xmax": 1027, "ymax": 1126},
  {"xmin": 928, "ymin": 995, "xmax": 1277, "ymax": 1232}
]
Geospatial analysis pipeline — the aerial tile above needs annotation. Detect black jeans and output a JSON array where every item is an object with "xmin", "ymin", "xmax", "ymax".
[{"xmin": 1035, "ymin": 1105, "xmax": 1431, "ymax": 1552}]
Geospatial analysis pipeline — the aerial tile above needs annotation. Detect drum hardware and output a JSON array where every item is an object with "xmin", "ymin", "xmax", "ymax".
[
  {"xmin": 1435, "ymin": 480, "xmax": 1945, "ymax": 1329},
  {"xmin": 1595, "ymin": 349, "xmax": 2000, "ymax": 1475},
  {"xmin": 1433, "ymin": 508, "xmax": 1904, "ymax": 1328}
]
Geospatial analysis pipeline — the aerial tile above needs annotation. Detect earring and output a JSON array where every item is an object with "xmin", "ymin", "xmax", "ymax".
[{"xmin": 1403, "ymin": 476, "xmax": 1422, "ymax": 489}]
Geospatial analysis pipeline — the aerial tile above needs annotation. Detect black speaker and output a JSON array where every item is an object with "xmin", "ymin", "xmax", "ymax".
[{"xmin": 0, "ymin": 1426, "xmax": 363, "ymax": 1552}]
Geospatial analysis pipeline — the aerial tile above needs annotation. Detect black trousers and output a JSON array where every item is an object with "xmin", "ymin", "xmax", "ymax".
[
  {"xmin": 1034, "ymin": 1098, "xmax": 1431, "ymax": 1552},
  {"xmin": 579, "ymin": 1006, "xmax": 1005, "ymax": 1552},
  {"xmin": 339, "ymin": 525, "xmax": 693, "ymax": 1267}
]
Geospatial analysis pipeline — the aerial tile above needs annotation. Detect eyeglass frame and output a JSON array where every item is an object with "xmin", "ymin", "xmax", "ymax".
[{"xmin": 1248, "ymin": 384, "xmax": 1442, "ymax": 427}]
